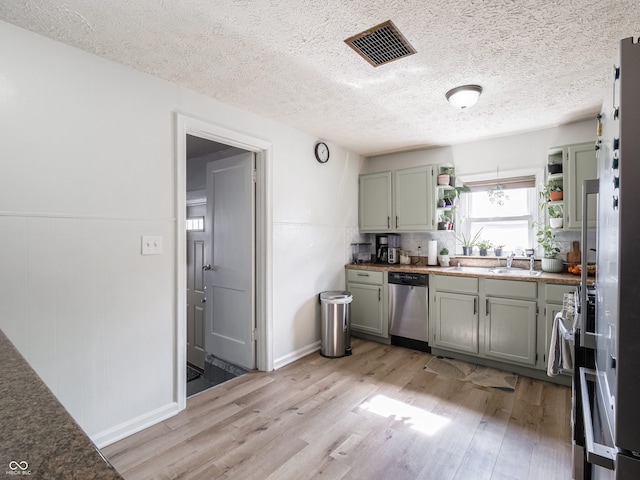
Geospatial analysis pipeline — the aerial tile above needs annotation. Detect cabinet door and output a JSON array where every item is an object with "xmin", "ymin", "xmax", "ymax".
[
  {"xmin": 348, "ymin": 282, "xmax": 387, "ymax": 338},
  {"xmin": 485, "ymin": 297, "xmax": 537, "ymax": 366},
  {"xmin": 433, "ymin": 292, "xmax": 479, "ymax": 354},
  {"xmin": 359, "ymin": 172, "xmax": 392, "ymax": 232},
  {"xmin": 565, "ymin": 143, "xmax": 597, "ymax": 229},
  {"xmin": 394, "ymin": 166, "xmax": 434, "ymax": 232}
]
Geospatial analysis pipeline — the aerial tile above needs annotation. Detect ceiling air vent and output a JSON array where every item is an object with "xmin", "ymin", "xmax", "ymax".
[{"xmin": 344, "ymin": 20, "xmax": 416, "ymax": 67}]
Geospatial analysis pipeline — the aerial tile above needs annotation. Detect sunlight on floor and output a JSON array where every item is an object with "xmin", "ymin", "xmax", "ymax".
[{"xmin": 359, "ymin": 394, "xmax": 450, "ymax": 436}]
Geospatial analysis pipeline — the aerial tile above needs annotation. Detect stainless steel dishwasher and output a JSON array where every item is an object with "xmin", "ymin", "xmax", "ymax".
[{"xmin": 388, "ymin": 272, "xmax": 430, "ymax": 351}]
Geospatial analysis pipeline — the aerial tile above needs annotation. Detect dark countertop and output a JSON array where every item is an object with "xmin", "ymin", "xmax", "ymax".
[
  {"xmin": 0, "ymin": 329, "xmax": 123, "ymax": 479},
  {"xmin": 346, "ymin": 260, "xmax": 588, "ymax": 285}
]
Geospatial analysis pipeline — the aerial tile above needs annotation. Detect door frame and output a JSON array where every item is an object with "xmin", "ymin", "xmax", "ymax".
[{"xmin": 175, "ymin": 113, "xmax": 273, "ymax": 410}]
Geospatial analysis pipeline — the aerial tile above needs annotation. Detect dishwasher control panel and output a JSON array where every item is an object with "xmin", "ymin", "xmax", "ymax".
[{"xmin": 388, "ymin": 272, "xmax": 428, "ymax": 286}]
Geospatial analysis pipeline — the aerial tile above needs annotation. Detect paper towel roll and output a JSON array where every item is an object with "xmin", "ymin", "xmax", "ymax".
[{"xmin": 427, "ymin": 240, "xmax": 438, "ymax": 265}]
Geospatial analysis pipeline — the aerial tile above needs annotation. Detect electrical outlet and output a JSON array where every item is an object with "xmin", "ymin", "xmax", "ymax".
[{"xmin": 141, "ymin": 235, "xmax": 162, "ymax": 255}]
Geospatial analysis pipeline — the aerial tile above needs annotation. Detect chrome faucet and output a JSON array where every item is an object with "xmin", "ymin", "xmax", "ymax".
[
  {"xmin": 529, "ymin": 255, "xmax": 535, "ymax": 273},
  {"xmin": 506, "ymin": 253, "xmax": 516, "ymax": 269}
]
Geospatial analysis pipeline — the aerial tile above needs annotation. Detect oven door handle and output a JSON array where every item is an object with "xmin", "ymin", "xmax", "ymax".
[{"xmin": 579, "ymin": 367, "xmax": 616, "ymax": 470}]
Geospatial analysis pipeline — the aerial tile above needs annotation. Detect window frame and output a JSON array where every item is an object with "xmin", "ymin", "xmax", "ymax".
[{"xmin": 456, "ymin": 168, "xmax": 544, "ymax": 255}]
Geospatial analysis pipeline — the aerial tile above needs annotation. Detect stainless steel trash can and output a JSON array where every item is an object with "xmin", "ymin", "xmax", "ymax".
[{"xmin": 319, "ymin": 291, "xmax": 353, "ymax": 358}]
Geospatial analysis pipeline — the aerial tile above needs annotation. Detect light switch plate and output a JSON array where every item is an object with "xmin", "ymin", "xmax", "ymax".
[{"xmin": 141, "ymin": 235, "xmax": 162, "ymax": 255}]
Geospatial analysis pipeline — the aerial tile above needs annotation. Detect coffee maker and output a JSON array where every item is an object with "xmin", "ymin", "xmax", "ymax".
[{"xmin": 376, "ymin": 234, "xmax": 400, "ymax": 263}]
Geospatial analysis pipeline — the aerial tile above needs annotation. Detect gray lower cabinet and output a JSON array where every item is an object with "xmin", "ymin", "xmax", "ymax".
[
  {"xmin": 431, "ymin": 275, "xmax": 479, "ymax": 354},
  {"xmin": 346, "ymin": 269, "xmax": 388, "ymax": 338},
  {"xmin": 431, "ymin": 275, "xmax": 541, "ymax": 370},
  {"xmin": 485, "ymin": 297, "xmax": 537, "ymax": 366},
  {"xmin": 433, "ymin": 291, "xmax": 479, "ymax": 354}
]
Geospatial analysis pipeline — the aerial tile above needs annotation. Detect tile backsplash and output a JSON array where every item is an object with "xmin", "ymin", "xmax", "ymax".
[{"xmin": 347, "ymin": 228, "xmax": 596, "ymax": 263}]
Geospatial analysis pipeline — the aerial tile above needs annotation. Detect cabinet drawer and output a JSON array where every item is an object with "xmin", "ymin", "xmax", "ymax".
[
  {"xmin": 346, "ymin": 269, "xmax": 384, "ymax": 285},
  {"xmin": 485, "ymin": 279, "xmax": 537, "ymax": 299},
  {"xmin": 435, "ymin": 275, "xmax": 478, "ymax": 294},
  {"xmin": 545, "ymin": 284, "xmax": 575, "ymax": 303}
]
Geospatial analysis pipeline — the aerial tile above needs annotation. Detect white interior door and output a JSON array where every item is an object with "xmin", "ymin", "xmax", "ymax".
[
  {"xmin": 186, "ymin": 204, "xmax": 206, "ymax": 369},
  {"xmin": 205, "ymin": 153, "xmax": 255, "ymax": 370}
]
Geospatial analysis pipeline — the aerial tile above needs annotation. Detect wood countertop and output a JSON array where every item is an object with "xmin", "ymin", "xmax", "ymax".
[
  {"xmin": 346, "ymin": 261, "xmax": 588, "ymax": 285},
  {"xmin": 0, "ymin": 329, "xmax": 123, "ymax": 479}
]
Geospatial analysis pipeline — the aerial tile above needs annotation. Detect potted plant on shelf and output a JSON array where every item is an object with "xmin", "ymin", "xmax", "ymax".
[
  {"xmin": 438, "ymin": 247, "xmax": 451, "ymax": 266},
  {"xmin": 455, "ymin": 228, "xmax": 483, "ymax": 256},
  {"xmin": 541, "ymin": 181, "xmax": 563, "ymax": 203},
  {"xmin": 535, "ymin": 223, "xmax": 563, "ymax": 272},
  {"xmin": 494, "ymin": 244, "xmax": 505, "ymax": 257},
  {"xmin": 548, "ymin": 204, "xmax": 563, "ymax": 229},
  {"xmin": 477, "ymin": 239, "xmax": 493, "ymax": 256}
]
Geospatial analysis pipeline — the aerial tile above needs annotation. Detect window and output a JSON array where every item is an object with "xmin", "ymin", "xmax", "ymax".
[
  {"xmin": 186, "ymin": 216, "xmax": 204, "ymax": 231},
  {"xmin": 457, "ymin": 175, "xmax": 537, "ymax": 254}
]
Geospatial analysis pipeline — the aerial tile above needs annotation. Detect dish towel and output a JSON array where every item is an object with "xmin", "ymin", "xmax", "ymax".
[{"xmin": 547, "ymin": 311, "xmax": 574, "ymax": 376}]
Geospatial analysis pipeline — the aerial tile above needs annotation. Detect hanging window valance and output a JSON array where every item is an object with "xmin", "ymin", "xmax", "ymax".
[{"xmin": 462, "ymin": 175, "xmax": 536, "ymax": 192}]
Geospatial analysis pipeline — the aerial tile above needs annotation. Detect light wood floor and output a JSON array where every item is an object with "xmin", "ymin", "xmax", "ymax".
[{"xmin": 102, "ymin": 339, "xmax": 572, "ymax": 480}]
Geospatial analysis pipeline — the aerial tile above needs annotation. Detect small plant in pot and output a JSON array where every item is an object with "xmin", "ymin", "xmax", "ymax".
[
  {"xmin": 541, "ymin": 181, "xmax": 563, "ymax": 202},
  {"xmin": 494, "ymin": 244, "xmax": 505, "ymax": 257},
  {"xmin": 548, "ymin": 204, "xmax": 563, "ymax": 229},
  {"xmin": 438, "ymin": 247, "xmax": 450, "ymax": 267},
  {"xmin": 477, "ymin": 239, "xmax": 493, "ymax": 256},
  {"xmin": 455, "ymin": 228, "xmax": 483, "ymax": 256},
  {"xmin": 535, "ymin": 223, "xmax": 563, "ymax": 272}
]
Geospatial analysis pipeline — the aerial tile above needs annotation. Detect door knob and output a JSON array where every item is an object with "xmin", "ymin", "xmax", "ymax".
[
  {"xmin": 202, "ymin": 264, "xmax": 212, "ymax": 271},
  {"xmin": 202, "ymin": 297, "xmax": 206, "ymax": 303}
]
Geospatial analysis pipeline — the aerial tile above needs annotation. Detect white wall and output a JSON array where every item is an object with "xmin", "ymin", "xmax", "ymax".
[
  {"xmin": 0, "ymin": 21, "xmax": 363, "ymax": 445},
  {"xmin": 363, "ymin": 120, "xmax": 595, "ymax": 175}
]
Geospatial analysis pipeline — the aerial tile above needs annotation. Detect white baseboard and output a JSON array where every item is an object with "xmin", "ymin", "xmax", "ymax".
[
  {"xmin": 92, "ymin": 402, "xmax": 179, "ymax": 449},
  {"xmin": 273, "ymin": 341, "xmax": 320, "ymax": 370}
]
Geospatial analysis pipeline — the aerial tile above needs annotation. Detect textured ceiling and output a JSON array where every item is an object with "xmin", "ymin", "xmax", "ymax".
[{"xmin": 1, "ymin": 1, "xmax": 639, "ymax": 156}]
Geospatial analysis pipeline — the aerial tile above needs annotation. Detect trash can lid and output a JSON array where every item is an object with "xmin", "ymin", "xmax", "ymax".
[{"xmin": 320, "ymin": 290, "xmax": 353, "ymax": 304}]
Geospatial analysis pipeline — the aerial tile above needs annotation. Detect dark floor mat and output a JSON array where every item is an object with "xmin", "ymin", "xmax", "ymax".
[{"xmin": 187, "ymin": 365, "xmax": 202, "ymax": 382}]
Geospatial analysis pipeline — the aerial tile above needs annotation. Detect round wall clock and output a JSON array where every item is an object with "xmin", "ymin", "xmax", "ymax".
[{"xmin": 314, "ymin": 142, "xmax": 329, "ymax": 163}]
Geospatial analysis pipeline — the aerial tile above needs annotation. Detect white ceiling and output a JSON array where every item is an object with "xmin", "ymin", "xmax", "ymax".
[{"xmin": 1, "ymin": 1, "xmax": 639, "ymax": 156}]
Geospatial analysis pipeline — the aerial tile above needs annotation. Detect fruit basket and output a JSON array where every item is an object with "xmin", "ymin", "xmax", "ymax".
[{"xmin": 567, "ymin": 264, "xmax": 596, "ymax": 276}]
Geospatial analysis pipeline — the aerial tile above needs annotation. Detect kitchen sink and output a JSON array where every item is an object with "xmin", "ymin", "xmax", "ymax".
[
  {"xmin": 443, "ymin": 266, "xmax": 493, "ymax": 273},
  {"xmin": 444, "ymin": 266, "xmax": 543, "ymax": 277},
  {"xmin": 488, "ymin": 267, "xmax": 543, "ymax": 277}
]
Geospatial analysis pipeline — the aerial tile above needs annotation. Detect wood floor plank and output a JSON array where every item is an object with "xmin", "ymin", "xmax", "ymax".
[{"xmin": 103, "ymin": 341, "xmax": 572, "ymax": 480}]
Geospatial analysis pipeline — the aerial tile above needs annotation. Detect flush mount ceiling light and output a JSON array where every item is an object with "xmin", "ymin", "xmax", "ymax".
[{"xmin": 445, "ymin": 85, "xmax": 483, "ymax": 109}]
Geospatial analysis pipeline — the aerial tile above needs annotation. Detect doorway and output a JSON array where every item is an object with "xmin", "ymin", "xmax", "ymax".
[
  {"xmin": 176, "ymin": 114, "xmax": 272, "ymax": 409},
  {"xmin": 185, "ymin": 140, "xmax": 253, "ymax": 396}
]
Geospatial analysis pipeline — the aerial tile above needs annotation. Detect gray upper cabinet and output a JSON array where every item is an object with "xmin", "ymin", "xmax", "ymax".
[
  {"xmin": 359, "ymin": 171, "xmax": 392, "ymax": 232},
  {"xmin": 359, "ymin": 166, "xmax": 435, "ymax": 233},
  {"xmin": 394, "ymin": 165, "xmax": 435, "ymax": 232},
  {"xmin": 564, "ymin": 142, "xmax": 598, "ymax": 229}
]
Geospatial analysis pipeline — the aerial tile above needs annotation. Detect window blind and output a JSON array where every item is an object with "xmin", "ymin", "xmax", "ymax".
[{"xmin": 462, "ymin": 175, "xmax": 536, "ymax": 192}]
